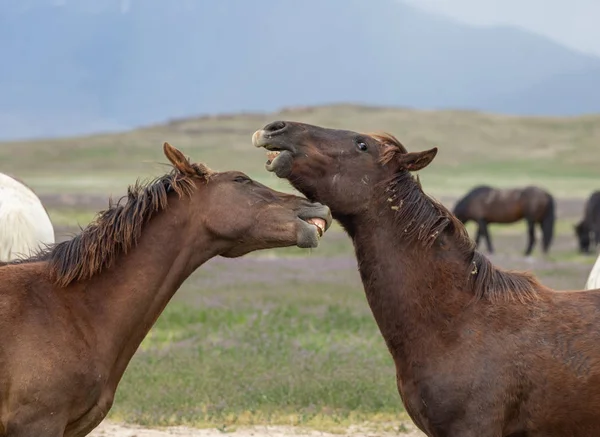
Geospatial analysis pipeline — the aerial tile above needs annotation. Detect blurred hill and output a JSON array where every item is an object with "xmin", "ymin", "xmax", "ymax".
[
  {"xmin": 2, "ymin": 104, "xmax": 598, "ymax": 200},
  {"xmin": 2, "ymin": 0, "xmax": 600, "ymax": 140}
]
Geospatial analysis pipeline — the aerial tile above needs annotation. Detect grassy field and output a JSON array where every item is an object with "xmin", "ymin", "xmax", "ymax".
[{"xmin": 2, "ymin": 104, "xmax": 600, "ymax": 432}]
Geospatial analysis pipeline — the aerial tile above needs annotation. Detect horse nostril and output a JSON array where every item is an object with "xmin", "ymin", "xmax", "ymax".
[{"xmin": 263, "ymin": 121, "xmax": 287, "ymax": 135}]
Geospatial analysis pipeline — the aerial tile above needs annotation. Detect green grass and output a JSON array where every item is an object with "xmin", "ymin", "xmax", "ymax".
[
  {"xmin": 99, "ymin": 215, "xmax": 406, "ymax": 429},
  {"xmin": 111, "ymin": 301, "xmax": 405, "ymax": 429},
  {"xmin": 43, "ymin": 203, "xmax": 592, "ymax": 430},
  {"xmin": 46, "ymin": 207, "xmax": 98, "ymax": 228}
]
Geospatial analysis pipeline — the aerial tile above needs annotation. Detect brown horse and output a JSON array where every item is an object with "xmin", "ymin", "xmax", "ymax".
[
  {"xmin": 253, "ymin": 120, "xmax": 600, "ymax": 437},
  {"xmin": 0, "ymin": 142, "xmax": 331, "ymax": 437},
  {"xmin": 575, "ymin": 190, "xmax": 600, "ymax": 254},
  {"xmin": 452, "ymin": 185, "xmax": 555, "ymax": 256}
]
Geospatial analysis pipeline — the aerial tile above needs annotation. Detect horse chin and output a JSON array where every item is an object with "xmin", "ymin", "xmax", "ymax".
[{"xmin": 265, "ymin": 150, "xmax": 294, "ymax": 178}]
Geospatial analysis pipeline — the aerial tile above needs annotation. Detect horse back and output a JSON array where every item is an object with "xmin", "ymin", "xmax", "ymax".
[
  {"xmin": 479, "ymin": 188, "xmax": 525, "ymax": 223},
  {"xmin": 0, "ymin": 173, "xmax": 55, "ymax": 261},
  {"xmin": 520, "ymin": 186, "xmax": 553, "ymax": 221}
]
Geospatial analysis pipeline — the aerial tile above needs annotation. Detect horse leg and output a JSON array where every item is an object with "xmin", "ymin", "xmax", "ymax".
[
  {"xmin": 478, "ymin": 220, "xmax": 494, "ymax": 253},
  {"xmin": 475, "ymin": 222, "xmax": 483, "ymax": 248},
  {"xmin": 524, "ymin": 218, "xmax": 536, "ymax": 256}
]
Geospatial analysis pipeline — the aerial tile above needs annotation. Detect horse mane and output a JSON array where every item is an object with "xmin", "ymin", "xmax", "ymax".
[
  {"xmin": 7, "ymin": 165, "xmax": 205, "ymax": 287},
  {"xmin": 372, "ymin": 133, "xmax": 540, "ymax": 303}
]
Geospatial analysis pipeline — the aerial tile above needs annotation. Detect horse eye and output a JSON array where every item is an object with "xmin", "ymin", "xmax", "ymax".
[
  {"xmin": 357, "ymin": 141, "xmax": 368, "ymax": 152},
  {"xmin": 233, "ymin": 176, "xmax": 250, "ymax": 183}
]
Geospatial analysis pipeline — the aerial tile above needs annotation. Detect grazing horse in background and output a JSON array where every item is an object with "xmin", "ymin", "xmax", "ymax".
[
  {"xmin": 575, "ymin": 190, "xmax": 600, "ymax": 254},
  {"xmin": 0, "ymin": 142, "xmax": 331, "ymax": 437},
  {"xmin": 586, "ymin": 253, "xmax": 600, "ymax": 290},
  {"xmin": 452, "ymin": 185, "xmax": 555, "ymax": 256},
  {"xmin": 0, "ymin": 172, "xmax": 55, "ymax": 261},
  {"xmin": 254, "ymin": 120, "xmax": 600, "ymax": 437}
]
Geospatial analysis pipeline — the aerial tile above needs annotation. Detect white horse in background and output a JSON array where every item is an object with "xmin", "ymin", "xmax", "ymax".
[
  {"xmin": 586, "ymin": 253, "xmax": 600, "ymax": 290},
  {"xmin": 0, "ymin": 172, "xmax": 55, "ymax": 262}
]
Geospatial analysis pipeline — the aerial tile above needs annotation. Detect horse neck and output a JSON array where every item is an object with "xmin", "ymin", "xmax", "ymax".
[
  {"xmin": 78, "ymin": 196, "xmax": 217, "ymax": 390},
  {"xmin": 346, "ymin": 182, "xmax": 472, "ymax": 368}
]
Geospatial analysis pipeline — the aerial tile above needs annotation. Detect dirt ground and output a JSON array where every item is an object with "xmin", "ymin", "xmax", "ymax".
[{"xmin": 90, "ymin": 421, "xmax": 426, "ymax": 437}]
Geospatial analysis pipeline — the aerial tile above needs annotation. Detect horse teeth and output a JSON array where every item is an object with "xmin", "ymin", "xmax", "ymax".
[
  {"xmin": 307, "ymin": 218, "xmax": 326, "ymax": 237},
  {"xmin": 266, "ymin": 151, "xmax": 281, "ymax": 160}
]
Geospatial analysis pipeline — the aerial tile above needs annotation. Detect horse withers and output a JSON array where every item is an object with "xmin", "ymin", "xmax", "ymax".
[
  {"xmin": 0, "ymin": 172, "xmax": 55, "ymax": 261},
  {"xmin": 452, "ymin": 185, "xmax": 555, "ymax": 256}
]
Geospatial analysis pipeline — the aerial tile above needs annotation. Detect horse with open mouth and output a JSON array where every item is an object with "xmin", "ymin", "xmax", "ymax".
[
  {"xmin": 0, "ymin": 142, "xmax": 331, "ymax": 437},
  {"xmin": 253, "ymin": 120, "xmax": 600, "ymax": 437}
]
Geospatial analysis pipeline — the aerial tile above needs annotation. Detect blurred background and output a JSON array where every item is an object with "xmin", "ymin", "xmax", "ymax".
[{"xmin": 2, "ymin": 0, "xmax": 599, "ymax": 434}]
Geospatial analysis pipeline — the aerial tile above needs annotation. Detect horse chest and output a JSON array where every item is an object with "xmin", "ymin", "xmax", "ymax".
[
  {"xmin": 64, "ymin": 387, "xmax": 115, "ymax": 437},
  {"xmin": 397, "ymin": 375, "xmax": 471, "ymax": 436}
]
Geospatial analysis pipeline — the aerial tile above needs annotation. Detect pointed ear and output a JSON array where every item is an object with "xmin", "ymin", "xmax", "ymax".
[
  {"xmin": 164, "ymin": 142, "xmax": 194, "ymax": 173},
  {"xmin": 163, "ymin": 142, "xmax": 212, "ymax": 178},
  {"xmin": 396, "ymin": 147, "xmax": 438, "ymax": 172}
]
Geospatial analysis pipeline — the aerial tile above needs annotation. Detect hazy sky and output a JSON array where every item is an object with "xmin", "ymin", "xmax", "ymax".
[{"xmin": 403, "ymin": 0, "xmax": 600, "ymax": 56}]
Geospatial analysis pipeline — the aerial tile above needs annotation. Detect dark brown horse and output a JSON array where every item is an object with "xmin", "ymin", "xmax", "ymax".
[
  {"xmin": 452, "ymin": 185, "xmax": 555, "ymax": 256},
  {"xmin": 0, "ymin": 142, "xmax": 331, "ymax": 437},
  {"xmin": 575, "ymin": 190, "xmax": 600, "ymax": 254},
  {"xmin": 253, "ymin": 120, "xmax": 600, "ymax": 437}
]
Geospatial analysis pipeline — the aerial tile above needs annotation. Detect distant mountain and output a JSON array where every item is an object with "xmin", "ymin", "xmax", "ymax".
[
  {"xmin": 2, "ymin": 0, "xmax": 600, "ymax": 140},
  {"xmin": 487, "ymin": 66, "xmax": 600, "ymax": 115}
]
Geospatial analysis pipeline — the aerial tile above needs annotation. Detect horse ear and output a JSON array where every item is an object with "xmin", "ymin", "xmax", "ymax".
[
  {"xmin": 163, "ymin": 142, "xmax": 194, "ymax": 174},
  {"xmin": 396, "ymin": 147, "xmax": 438, "ymax": 172},
  {"xmin": 163, "ymin": 142, "xmax": 212, "ymax": 178}
]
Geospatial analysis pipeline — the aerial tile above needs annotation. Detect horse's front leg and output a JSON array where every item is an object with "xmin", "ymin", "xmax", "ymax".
[{"xmin": 475, "ymin": 223, "xmax": 483, "ymax": 248}]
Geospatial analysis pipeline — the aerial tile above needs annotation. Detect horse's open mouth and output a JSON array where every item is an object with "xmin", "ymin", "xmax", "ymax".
[
  {"xmin": 266, "ymin": 149, "xmax": 280, "ymax": 166},
  {"xmin": 304, "ymin": 217, "xmax": 326, "ymax": 237},
  {"xmin": 264, "ymin": 148, "xmax": 293, "ymax": 172},
  {"xmin": 252, "ymin": 130, "xmax": 296, "ymax": 176}
]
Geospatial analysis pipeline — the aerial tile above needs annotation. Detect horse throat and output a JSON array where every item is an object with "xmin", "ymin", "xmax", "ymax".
[{"xmin": 347, "ymin": 193, "xmax": 472, "ymax": 369}]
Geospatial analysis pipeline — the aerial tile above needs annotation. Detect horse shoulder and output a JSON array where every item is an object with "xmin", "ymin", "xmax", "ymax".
[{"xmin": 0, "ymin": 269, "xmax": 106, "ymax": 406}]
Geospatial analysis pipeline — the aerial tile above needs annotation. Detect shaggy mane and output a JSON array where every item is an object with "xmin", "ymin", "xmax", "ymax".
[
  {"xmin": 4, "ymin": 165, "xmax": 206, "ymax": 287},
  {"xmin": 371, "ymin": 133, "xmax": 540, "ymax": 303}
]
